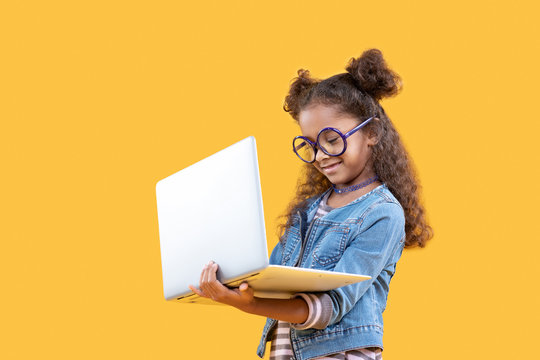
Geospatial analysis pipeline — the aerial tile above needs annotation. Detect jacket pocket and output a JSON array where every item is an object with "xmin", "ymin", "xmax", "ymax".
[
  {"xmin": 281, "ymin": 226, "xmax": 301, "ymax": 264},
  {"xmin": 292, "ymin": 323, "xmax": 342, "ymax": 341},
  {"xmin": 312, "ymin": 225, "xmax": 350, "ymax": 267}
]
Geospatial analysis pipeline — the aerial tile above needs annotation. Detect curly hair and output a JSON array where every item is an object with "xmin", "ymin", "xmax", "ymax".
[{"xmin": 278, "ymin": 49, "xmax": 433, "ymax": 248}]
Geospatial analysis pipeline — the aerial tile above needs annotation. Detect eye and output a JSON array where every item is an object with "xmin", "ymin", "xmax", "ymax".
[{"xmin": 327, "ymin": 137, "xmax": 339, "ymax": 144}]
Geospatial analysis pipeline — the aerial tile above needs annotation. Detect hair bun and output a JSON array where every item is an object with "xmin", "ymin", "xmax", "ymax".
[{"xmin": 345, "ymin": 49, "xmax": 402, "ymax": 101}]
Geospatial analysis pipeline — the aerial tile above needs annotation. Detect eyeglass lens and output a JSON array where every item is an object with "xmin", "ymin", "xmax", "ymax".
[
  {"xmin": 318, "ymin": 129, "xmax": 345, "ymax": 156},
  {"xmin": 293, "ymin": 138, "xmax": 316, "ymax": 162}
]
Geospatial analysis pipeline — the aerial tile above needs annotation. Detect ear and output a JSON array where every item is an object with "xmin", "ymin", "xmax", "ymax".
[{"xmin": 366, "ymin": 117, "xmax": 381, "ymax": 146}]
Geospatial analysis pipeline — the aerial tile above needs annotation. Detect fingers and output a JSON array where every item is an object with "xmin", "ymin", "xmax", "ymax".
[
  {"xmin": 204, "ymin": 262, "xmax": 217, "ymax": 283},
  {"xmin": 190, "ymin": 261, "xmax": 218, "ymax": 299},
  {"xmin": 200, "ymin": 261, "xmax": 222, "ymax": 300},
  {"xmin": 188, "ymin": 284, "xmax": 204, "ymax": 297}
]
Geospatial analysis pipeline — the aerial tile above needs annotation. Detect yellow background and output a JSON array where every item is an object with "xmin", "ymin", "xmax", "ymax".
[{"xmin": 1, "ymin": 1, "xmax": 539, "ymax": 359}]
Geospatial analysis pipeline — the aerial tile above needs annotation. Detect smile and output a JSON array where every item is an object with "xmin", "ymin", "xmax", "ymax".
[{"xmin": 321, "ymin": 162, "xmax": 341, "ymax": 173}]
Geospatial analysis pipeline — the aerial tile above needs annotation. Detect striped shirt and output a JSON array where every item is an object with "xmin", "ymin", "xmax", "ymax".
[{"xmin": 269, "ymin": 191, "xmax": 383, "ymax": 360}]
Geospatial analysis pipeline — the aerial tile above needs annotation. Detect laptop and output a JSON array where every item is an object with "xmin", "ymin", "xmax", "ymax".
[{"xmin": 155, "ymin": 136, "xmax": 370, "ymax": 304}]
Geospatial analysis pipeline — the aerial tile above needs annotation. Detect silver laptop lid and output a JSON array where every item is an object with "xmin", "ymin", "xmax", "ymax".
[{"xmin": 156, "ymin": 136, "xmax": 269, "ymax": 300}]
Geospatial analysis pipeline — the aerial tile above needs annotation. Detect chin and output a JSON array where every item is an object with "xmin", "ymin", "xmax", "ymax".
[{"xmin": 325, "ymin": 174, "xmax": 345, "ymax": 185}]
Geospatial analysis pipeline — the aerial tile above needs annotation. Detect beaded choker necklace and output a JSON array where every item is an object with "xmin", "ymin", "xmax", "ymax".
[{"xmin": 332, "ymin": 175, "xmax": 379, "ymax": 194}]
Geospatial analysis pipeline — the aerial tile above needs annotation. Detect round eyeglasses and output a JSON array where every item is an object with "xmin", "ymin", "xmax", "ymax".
[{"xmin": 292, "ymin": 116, "xmax": 375, "ymax": 163}]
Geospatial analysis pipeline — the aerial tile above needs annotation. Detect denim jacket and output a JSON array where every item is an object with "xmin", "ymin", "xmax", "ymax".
[{"xmin": 256, "ymin": 184, "xmax": 406, "ymax": 360}]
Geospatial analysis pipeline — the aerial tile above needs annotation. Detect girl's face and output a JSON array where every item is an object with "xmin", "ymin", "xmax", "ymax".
[{"xmin": 298, "ymin": 104, "xmax": 377, "ymax": 187}]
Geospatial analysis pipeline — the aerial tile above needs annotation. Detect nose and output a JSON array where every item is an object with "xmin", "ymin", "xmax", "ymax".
[{"xmin": 315, "ymin": 146, "xmax": 329, "ymax": 163}]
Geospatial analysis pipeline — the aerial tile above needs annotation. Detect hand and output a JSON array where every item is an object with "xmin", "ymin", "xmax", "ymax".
[
  {"xmin": 188, "ymin": 261, "xmax": 255, "ymax": 311},
  {"xmin": 189, "ymin": 261, "xmax": 309, "ymax": 323}
]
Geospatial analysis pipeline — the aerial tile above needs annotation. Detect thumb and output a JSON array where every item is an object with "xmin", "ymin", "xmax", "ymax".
[{"xmin": 239, "ymin": 282, "xmax": 253, "ymax": 295}]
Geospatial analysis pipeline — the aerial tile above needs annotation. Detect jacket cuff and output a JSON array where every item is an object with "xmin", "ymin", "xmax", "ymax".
[{"xmin": 290, "ymin": 293, "xmax": 333, "ymax": 330}]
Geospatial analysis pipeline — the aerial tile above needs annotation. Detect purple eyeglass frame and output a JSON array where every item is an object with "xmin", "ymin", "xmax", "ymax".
[{"xmin": 292, "ymin": 116, "xmax": 375, "ymax": 163}]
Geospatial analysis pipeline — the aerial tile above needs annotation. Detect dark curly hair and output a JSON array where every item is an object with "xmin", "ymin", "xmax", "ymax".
[{"xmin": 278, "ymin": 49, "xmax": 433, "ymax": 248}]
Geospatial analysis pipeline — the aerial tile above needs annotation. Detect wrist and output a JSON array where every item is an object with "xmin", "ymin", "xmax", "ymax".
[{"xmin": 238, "ymin": 296, "xmax": 258, "ymax": 314}]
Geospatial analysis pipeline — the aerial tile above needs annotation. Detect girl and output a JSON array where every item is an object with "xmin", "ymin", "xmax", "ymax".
[{"xmin": 189, "ymin": 48, "xmax": 433, "ymax": 360}]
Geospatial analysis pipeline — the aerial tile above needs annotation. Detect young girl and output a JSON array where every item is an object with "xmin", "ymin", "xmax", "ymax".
[{"xmin": 189, "ymin": 48, "xmax": 433, "ymax": 360}]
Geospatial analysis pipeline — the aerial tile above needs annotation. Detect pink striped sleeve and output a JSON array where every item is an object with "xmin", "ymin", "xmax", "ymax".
[{"xmin": 290, "ymin": 293, "xmax": 333, "ymax": 330}]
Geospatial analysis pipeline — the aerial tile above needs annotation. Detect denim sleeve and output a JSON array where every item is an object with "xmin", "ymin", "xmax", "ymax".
[
  {"xmin": 268, "ymin": 239, "xmax": 284, "ymax": 265},
  {"xmin": 326, "ymin": 201, "xmax": 406, "ymax": 326}
]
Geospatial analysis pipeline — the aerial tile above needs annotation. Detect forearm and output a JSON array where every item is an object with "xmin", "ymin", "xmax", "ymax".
[{"xmin": 240, "ymin": 297, "xmax": 309, "ymax": 324}]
